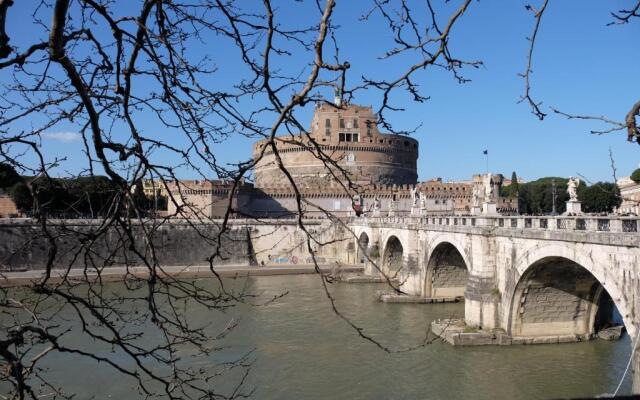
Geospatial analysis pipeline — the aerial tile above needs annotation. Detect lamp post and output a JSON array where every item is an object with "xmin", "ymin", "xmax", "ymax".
[{"xmin": 551, "ymin": 179, "xmax": 558, "ymax": 216}]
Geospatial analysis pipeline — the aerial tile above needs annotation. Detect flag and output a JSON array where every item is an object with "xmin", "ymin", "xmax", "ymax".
[{"xmin": 483, "ymin": 150, "xmax": 488, "ymax": 155}]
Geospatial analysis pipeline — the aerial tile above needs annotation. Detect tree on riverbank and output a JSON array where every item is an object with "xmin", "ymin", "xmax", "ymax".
[{"xmin": 502, "ymin": 177, "xmax": 621, "ymax": 214}]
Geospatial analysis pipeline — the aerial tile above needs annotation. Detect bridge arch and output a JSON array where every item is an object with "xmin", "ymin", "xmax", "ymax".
[
  {"xmin": 424, "ymin": 239, "xmax": 470, "ymax": 299},
  {"xmin": 382, "ymin": 235, "xmax": 404, "ymax": 275},
  {"xmin": 508, "ymin": 244, "xmax": 632, "ymax": 339},
  {"xmin": 425, "ymin": 234, "xmax": 472, "ymax": 273}
]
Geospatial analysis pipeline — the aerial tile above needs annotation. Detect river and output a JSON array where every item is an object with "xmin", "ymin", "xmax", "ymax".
[{"xmin": 2, "ymin": 274, "xmax": 633, "ymax": 399}]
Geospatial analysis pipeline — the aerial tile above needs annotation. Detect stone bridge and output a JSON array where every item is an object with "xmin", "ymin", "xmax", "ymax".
[{"xmin": 350, "ymin": 214, "xmax": 640, "ymax": 389}]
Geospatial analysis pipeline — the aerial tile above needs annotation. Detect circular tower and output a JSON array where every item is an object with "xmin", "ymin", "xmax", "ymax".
[{"xmin": 252, "ymin": 103, "xmax": 418, "ymax": 188}]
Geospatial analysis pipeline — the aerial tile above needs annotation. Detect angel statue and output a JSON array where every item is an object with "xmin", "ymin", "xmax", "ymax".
[
  {"xmin": 419, "ymin": 191, "xmax": 427, "ymax": 209},
  {"xmin": 567, "ymin": 177, "xmax": 580, "ymax": 202},
  {"xmin": 484, "ymin": 173, "xmax": 494, "ymax": 201},
  {"xmin": 373, "ymin": 196, "xmax": 381, "ymax": 212},
  {"xmin": 410, "ymin": 186, "xmax": 419, "ymax": 207},
  {"xmin": 472, "ymin": 184, "xmax": 480, "ymax": 207}
]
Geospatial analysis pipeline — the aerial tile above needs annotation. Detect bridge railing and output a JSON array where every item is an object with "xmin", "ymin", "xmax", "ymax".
[{"xmin": 351, "ymin": 214, "xmax": 640, "ymax": 234}]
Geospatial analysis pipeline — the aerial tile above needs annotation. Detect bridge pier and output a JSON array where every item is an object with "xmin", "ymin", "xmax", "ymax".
[
  {"xmin": 465, "ymin": 276, "xmax": 500, "ymax": 330},
  {"xmin": 463, "ymin": 235, "xmax": 500, "ymax": 329}
]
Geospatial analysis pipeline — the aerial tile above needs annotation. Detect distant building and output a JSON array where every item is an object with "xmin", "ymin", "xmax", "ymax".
[
  {"xmin": 0, "ymin": 191, "xmax": 19, "ymax": 218},
  {"xmin": 617, "ymin": 177, "xmax": 640, "ymax": 215},
  {"xmin": 165, "ymin": 179, "xmax": 253, "ymax": 219},
  {"xmin": 502, "ymin": 177, "xmax": 526, "ymax": 186},
  {"xmin": 158, "ymin": 100, "xmax": 515, "ymax": 219}
]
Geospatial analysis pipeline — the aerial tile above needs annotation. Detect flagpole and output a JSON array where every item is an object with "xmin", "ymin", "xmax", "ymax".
[{"xmin": 484, "ymin": 150, "xmax": 489, "ymax": 175}]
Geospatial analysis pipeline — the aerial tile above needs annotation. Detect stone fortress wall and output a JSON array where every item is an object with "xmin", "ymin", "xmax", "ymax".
[{"xmin": 153, "ymin": 100, "xmax": 516, "ymax": 219}]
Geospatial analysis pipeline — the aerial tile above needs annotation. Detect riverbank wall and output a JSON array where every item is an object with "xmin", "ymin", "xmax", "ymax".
[
  {"xmin": 0, "ymin": 218, "xmax": 355, "ymax": 272},
  {"xmin": 0, "ymin": 219, "xmax": 252, "ymax": 270}
]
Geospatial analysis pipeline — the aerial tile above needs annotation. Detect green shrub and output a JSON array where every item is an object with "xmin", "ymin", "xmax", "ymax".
[
  {"xmin": 9, "ymin": 181, "xmax": 33, "ymax": 211},
  {"xmin": 0, "ymin": 163, "xmax": 22, "ymax": 189},
  {"xmin": 631, "ymin": 168, "xmax": 640, "ymax": 183}
]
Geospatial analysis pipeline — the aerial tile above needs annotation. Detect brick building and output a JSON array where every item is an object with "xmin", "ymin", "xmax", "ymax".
[{"xmin": 0, "ymin": 192, "xmax": 19, "ymax": 218}]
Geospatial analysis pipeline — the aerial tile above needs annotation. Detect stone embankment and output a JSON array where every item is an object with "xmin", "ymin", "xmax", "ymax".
[
  {"xmin": 0, "ymin": 219, "xmax": 252, "ymax": 270},
  {"xmin": 0, "ymin": 263, "xmax": 363, "ymax": 286},
  {"xmin": 377, "ymin": 292, "xmax": 463, "ymax": 304},
  {"xmin": 431, "ymin": 319, "xmax": 624, "ymax": 346},
  {"xmin": 0, "ymin": 218, "xmax": 354, "ymax": 275}
]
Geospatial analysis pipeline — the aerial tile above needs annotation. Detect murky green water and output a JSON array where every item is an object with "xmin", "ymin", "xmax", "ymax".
[{"xmin": 2, "ymin": 275, "xmax": 633, "ymax": 399}]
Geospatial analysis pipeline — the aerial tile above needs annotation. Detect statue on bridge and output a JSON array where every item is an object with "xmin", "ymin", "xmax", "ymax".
[
  {"xmin": 564, "ymin": 176, "xmax": 583, "ymax": 215},
  {"xmin": 484, "ymin": 173, "xmax": 494, "ymax": 202},
  {"xmin": 419, "ymin": 191, "xmax": 427, "ymax": 210},
  {"xmin": 372, "ymin": 195, "xmax": 381, "ymax": 214},
  {"xmin": 567, "ymin": 176, "xmax": 580, "ymax": 202},
  {"xmin": 472, "ymin": 184, "xmax": 480, "ymax": 207},
  {"xmin": 481, "ymin": 173, "xmax": 499, "ymax": 215},
  {"xmin": 410, "ymin": 186, "xmax": 419, "ymax": 207}
]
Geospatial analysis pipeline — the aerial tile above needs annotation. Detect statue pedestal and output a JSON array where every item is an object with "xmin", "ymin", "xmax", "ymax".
[
  {"xmin": 388, "ymin": 201, "xmax": 398, "ymax": 217},
  {"xmin": 420, "ymin": 207, "xmax": 427, "ymax": 216},
  {"xmin": 482, "ymin": 202, "xmax": 498, "ymax": 215},
  {"xmin": 373, "ymin": 209, "xmax": 380, "ymax": 217},
  {"xmin": 411, "ymin": 207, "xmax": 420, "ymax": 216},
  {"xmin": 564, "ymin": 201, "xmax": 582, "ymax": 215},
  {"xmin": 471, "ymin": 206, "xmax": 481, "ymax": 215}
]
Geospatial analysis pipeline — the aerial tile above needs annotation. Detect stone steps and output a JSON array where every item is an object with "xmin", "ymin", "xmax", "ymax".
[
  {"xmin": 343, "ymin": 275, "xmax": 399, "ymax": 284},
  {"xmin": 378, "ymin": 292, "xmax": 464, "ymax": 304}
]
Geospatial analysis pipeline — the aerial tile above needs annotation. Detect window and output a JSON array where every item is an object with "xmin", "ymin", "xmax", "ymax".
[
  {"xmin": 325, "ymin": 118, "xmax": 331, "ymax": 127},
  {"xmin": 366, "ymin": 120, "xmax": 372, "ymax": 136},
  {"xmin": 339, "ymin": 118, "xmax": 345, "ymax": 128},
  {"xmin": 353, "ymin": 119, "xmax": 358, "ymax": 128},
  {"xmin": 339, "ymin": 132, "xmax": 358, "ymax": 142}
]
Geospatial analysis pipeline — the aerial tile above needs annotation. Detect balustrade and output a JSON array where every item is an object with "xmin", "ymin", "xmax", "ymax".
[
  {"xmin": 623, "ymin": 219, "xmax": 638, "ymax": 233},
  {"xmin": 352, "ymin": 214, "xmax": 639, "ymax": 236},
  {"xmin": 597, "ymin": 219, "xmax": 610, "ymax": 232}
]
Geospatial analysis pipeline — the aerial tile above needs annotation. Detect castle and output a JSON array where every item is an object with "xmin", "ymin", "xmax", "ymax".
[{"xmin": 161, "ymin": 101, "xmax": 516, "ymax": 218}]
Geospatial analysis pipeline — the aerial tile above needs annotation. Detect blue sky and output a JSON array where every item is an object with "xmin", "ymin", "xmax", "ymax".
[{"xmin": 3, "ymin": 1, "xmax": 639, "ymax": 183}]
